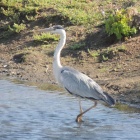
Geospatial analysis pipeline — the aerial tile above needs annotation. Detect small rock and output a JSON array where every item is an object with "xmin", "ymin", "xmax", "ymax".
[
  {"xmin": 3, "ymin": 65, "xmax": 8, "ymax": 68},
  {"xmin": 96, "ymin": 75, "xmax": 99, "ymax": 78},
  {"xmin": 13, "ymin": 53, "xmax": 25, "ymax": 63},
  {"xmin": 2, "ymin": 69, "xmax": 8, "ymax": 73}
]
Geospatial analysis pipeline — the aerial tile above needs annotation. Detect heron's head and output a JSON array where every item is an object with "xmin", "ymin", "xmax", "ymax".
[{"xmin": 36, "ymin": 25, "xmax": 65, "ymax": 35}]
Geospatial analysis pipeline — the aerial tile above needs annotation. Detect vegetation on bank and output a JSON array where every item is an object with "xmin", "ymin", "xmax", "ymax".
[
  {"xmin": 88, "ymin": 45, "xmax": 127, "ymax": 62},
  {"xmin": 105, "ymin": 8, "xmax": 137, "ymax": 40},
  {"xmin": 0, "ymin": 0, "xmax": 140, "ymax": 61}
]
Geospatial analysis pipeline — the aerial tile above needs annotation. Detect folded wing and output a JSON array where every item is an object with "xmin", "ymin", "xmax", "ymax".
[{"xmin": 60, "ymin": 67, "xmax": 115, "ymax": 106}]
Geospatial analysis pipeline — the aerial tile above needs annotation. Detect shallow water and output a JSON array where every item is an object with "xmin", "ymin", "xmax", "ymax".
[{"xmin": 0, "ymin": 79, "xmax": 140, "ymax": 140}]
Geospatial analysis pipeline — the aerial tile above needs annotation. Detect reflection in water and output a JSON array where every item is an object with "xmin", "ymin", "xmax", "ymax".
[{"xmin": 0, "ymin": 79, "xmax": 140, "ymax": 140}]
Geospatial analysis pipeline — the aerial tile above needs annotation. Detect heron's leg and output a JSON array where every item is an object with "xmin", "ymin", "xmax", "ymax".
[
  {"xmin": 76, "ymin": 99, "xmax": 83, "ymax": 122},
  {"xmin": 79, "ymin": 99, "xmax": 83, "ymax": 113},
  {"xmin": 76, "ymin": 100, "xmax": 97, "ymax": 123}
]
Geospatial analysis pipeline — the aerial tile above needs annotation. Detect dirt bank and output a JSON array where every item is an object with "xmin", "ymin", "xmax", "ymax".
[{"xmin": 0, "ymin": 23, "xmax": 140, "ymax": 108}]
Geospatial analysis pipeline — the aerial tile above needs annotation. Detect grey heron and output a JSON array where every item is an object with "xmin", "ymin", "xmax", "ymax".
[{"xmin": 37, "ymin": 25, "xmax": 115, "ymax": 123}]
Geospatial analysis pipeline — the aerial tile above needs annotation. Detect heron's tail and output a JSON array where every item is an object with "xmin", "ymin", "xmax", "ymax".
[{"xmin": 102, "ymin": 92, "xmax": 116, "ymax": 106}]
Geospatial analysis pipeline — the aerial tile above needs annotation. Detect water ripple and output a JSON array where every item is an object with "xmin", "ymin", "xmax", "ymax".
[{"xmin": 0, "ymin": 79, "xmax": 140, "ymax": 140}]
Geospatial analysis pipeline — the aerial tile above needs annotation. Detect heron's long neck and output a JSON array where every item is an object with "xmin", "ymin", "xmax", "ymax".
[
  {"xmin": 53, "ymin": 31, "xmax": 66, "ymax": 83},
  {"xmin": 54, "ymin": 32, "xmax": 66, "ymax": 67}
]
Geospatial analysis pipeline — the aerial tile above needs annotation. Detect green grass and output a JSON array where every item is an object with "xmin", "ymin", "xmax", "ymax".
[
  {"xmin": 33, "ymin": 33, "xmax": 59, "ymax": 43},
  {"xmin": 117, "ymin": 45, "xmax": 127, "ymax": 52},
  {"xmin": 88, "ymin": 45, "xmax": 127, "ymax": 61},
  {"xmin": 115, "ymin": 103, "xmax": 140, "ymax": 113},
  {"xmin": 70, "ymin": 42, "xmax": 85, "ymax": 50},
  {"xmin": 1, "ymin": 0, "xmax": 140, "ymax": 25},
  {"xmin": 0, "ymin": 0, "xmax": 140, "ymax": 40},
  {"xmin": 88, "ymin": 49, "xmax": 100, "ymax": 58},
  {"xmin": 8, "ymin": 23, "xmax": 26, "ymax": 33}
]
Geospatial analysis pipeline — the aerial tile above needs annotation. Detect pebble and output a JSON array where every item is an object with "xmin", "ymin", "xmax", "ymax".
[{"xmin": 3, "ymin": 65, "xmax": 8, "ymax": 68}]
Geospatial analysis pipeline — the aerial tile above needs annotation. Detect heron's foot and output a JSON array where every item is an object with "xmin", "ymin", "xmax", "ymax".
[{"xmin": 76, "ymin": 115, "xmax": 83, "ymax": 123}]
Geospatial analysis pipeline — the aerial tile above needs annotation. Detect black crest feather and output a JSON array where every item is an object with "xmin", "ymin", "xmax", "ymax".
[{"xmin": 53, "ymin": 25, "xmax": 64, "ymax": 30}]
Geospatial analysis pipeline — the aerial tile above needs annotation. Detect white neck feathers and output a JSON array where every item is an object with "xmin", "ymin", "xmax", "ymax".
[{"xmin": 53, "ymin": 30, "xmax": 66, "ymax": 83}]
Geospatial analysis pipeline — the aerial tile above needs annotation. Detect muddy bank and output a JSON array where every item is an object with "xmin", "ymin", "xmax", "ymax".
[
  {"xmin": 0, "ymin": 33, "xmax": 140, "ymax": 108},
  {"xmin": 0, "ymin": 15, "xmax": 140, "ymax": 108}
]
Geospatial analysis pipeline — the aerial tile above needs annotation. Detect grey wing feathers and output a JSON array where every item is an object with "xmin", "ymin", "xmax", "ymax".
[{"xmin": 60, "ymin": 67, "xmax": 114, "ymax": 105}]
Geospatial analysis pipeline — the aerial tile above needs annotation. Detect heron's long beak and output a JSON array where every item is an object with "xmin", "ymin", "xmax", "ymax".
[{"xmin": 35, "ymin": 27, "xmax": 53, "ymax": 33}]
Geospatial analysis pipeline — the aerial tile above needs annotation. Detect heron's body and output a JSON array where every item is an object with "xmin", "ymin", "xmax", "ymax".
[
  {"xmin": 38, "ymin": 25, "xmax": 115, "ymax": 122},
  {"xmin": 57, "ymin": 66, "xmax": 114, "ymax": 105}
]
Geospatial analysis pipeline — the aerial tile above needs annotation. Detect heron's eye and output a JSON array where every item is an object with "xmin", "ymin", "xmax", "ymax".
[{"xmin": 53, "ymin": 25, "xmax": 63, "ymax": 30}]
